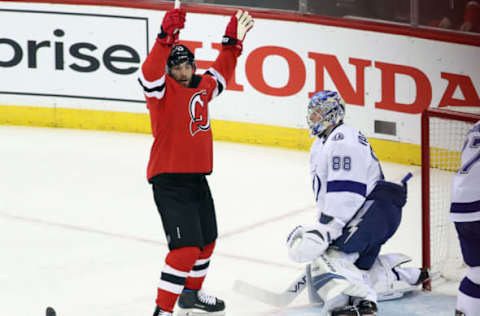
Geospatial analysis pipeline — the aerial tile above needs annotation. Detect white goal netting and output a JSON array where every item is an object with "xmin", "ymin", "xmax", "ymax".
[{"xmin": 425, "ymin": 108, "xmax": 480, "ymax": 284}]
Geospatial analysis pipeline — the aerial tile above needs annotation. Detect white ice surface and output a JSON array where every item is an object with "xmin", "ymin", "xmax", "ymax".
[{"xmin": 0, "ymin": 126, "xmax": 458, "ymax": 316}]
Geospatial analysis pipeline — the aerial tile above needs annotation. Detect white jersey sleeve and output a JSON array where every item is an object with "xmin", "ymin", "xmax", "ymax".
[
  {"xmin": 450, "ymin": 121, "xmax": 480, "ymax": 222},
  {"xmin": 310, "ymin": 123, "xmax": 383, "ymax": 234}
]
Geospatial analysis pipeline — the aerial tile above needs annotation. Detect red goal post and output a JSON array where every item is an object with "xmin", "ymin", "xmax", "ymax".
[{"xmin": 421, "ymin": 107, "xmax": 480, "ymax": 290}]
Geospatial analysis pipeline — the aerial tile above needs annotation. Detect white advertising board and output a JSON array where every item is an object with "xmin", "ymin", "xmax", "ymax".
[
  {"xmin": 0, "ymin": 4, "xmax": 149, "ymax": 113},
  {"xmin": 1, "ymin": 1, "xmax": 479, "ymax": 144}
]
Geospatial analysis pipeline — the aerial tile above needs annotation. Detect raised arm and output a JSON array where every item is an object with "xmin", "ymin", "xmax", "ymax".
[
  {"xmin": 138, "ymin": 8, "xmax": 186, "ymax": 97},
  {"xmin": 206, "ymin": 10, "xmax": 254, "ymax": 99}
]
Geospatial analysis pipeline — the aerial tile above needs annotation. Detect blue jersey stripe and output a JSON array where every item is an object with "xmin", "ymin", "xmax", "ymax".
[
  {"xmin": 327, "ymin": 180, "xmax": 366, "ymax": 196},
  {"xmin": 450, "ymin": 200, "xmax": 480, "ymax": 213},
  {"xmin": 460, "ymin": 277, "xmax": 480, "ymax": 298},
  {"xmin": 311, "ymin": 272, "xmax": 346, "ymax": 290}
]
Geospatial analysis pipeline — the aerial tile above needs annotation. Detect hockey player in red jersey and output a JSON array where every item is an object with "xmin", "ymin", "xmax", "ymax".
[{"xmin": 138, "ymin": 7, "xmax": 254, "ymax": 316}]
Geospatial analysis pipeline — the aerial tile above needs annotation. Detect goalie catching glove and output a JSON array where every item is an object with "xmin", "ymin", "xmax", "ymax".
[
  {"xmin": 158, "ymin": 8, "xmax": 186, "ymax": 45},
  {"xmin": 223, "ymin": 9, "xmax": 254, "ymax": 52},
  {"xmin": 286, "ymin": 224, "xmax": 331, "ymax": 263}
]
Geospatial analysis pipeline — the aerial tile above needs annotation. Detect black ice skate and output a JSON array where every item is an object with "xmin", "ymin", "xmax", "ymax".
[
  {"xmin": 177, "ymin": 289, "xmax": 225, "ymax": 316},
  {"xmin": 46, "ymin": 307, "xmax": 56, "ymax": 316},
  {"xmin": 152, "ymin": 306, "xmax": 172, "ymax": 316},
  {"xmin": 331, "ymin": 299, "xmax": 378, "ymax": 316}
]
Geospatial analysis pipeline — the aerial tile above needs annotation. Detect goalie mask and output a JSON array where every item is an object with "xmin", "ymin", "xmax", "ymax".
[
  {"xmin": 166, "ymin": 44, "xmax": 196, "ymax": 74},
  {"xmin": 307, "ymin": 90, "xmax": 345, "ymax": 137}
]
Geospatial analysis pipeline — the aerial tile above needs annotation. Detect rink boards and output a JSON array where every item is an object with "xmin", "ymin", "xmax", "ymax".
[{"xmin": 1, "ymin": 0, "xmax": 479, "ymax": 166}]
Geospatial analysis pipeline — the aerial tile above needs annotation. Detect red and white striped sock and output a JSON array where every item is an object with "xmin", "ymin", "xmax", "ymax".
[
  {"xmin": 156, "ymin": 246, "xmax": 201, "ymax": 312},
  {"xmin": 184, "ymin": 241, "xmax": 216, "ymax": 290}
]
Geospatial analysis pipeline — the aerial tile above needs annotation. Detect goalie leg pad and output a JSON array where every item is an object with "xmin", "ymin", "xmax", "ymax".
[
  {"xmin": 308, "ymin": 250, "xmax": 376, "ymax": 309},
  {"xmin": 368, "ymin": 253, "xmax": 425, "ymax": 301},
  {"xmin": 308, "ymin": 256, "xmax": 351, "ymax": 304},
  {"xmin": 377, "ymin": 253, "xmax": 425, "ymax": 285}
]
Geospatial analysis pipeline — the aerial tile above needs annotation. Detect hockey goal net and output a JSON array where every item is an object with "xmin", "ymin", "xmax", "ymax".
[{"xmin": 421, "ymin": 108, "xmax": 480, "ymax": 290}]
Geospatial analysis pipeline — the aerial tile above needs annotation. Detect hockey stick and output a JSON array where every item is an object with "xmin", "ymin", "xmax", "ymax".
[
  {"xmin": 172, "ymin": 0, "xmax": 181, "ymax": 35},
  {"xmin": 233, "ymin": 271, "xmax": 307, "ymax": 307},
  {"xmin": 401, "ymin": 172, "xmax": 413, "ymax": 184}
]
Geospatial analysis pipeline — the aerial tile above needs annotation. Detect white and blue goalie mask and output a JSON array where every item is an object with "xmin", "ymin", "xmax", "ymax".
[{"xmin": 306, "ymin": 90, "xmax": 346, "ymax": 136}]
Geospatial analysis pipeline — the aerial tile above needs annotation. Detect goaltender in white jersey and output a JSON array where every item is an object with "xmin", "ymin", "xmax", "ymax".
[
  {"xmin": 449, "ymin": 120, "xmax": 480, "ymax": 316},
  {"xmin": 310, "ymin": 119, "xmax": 383, "ymax": 232},
  {"xmin": 286, "ymin": 91, "xmax": 429, "ymax": 316}
]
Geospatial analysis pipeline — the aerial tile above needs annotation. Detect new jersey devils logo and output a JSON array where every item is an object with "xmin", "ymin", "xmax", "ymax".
[{"xmin": 189, "ymin": 90, "xmax": 210, "ymax": 136}]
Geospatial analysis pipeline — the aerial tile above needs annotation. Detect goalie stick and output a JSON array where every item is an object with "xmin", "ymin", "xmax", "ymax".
[
  {"xmin": 233, "ymin": 271, "xmax": 308, "ymax": 307},
  {"xmin": 233, "ymin": 268, "xmax": 439, "ymax": 307},
  {"xmin": 233, "ymin": 273, "xmax": 433, "ymax": 308}
]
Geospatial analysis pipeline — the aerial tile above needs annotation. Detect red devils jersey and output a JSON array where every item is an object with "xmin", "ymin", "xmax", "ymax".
[{"xmin": 138, "ymin": 38, "xmax": 240, "ymax": 179}]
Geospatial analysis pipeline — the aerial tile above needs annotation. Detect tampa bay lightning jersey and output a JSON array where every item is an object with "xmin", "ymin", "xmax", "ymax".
[
  {"xmin": 310, "ymin": 123, "xmax": 384, "ymax": 227},
  {"xmin": 450, "ymin": 121, "xmax": 480, "ymax": 222}
]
